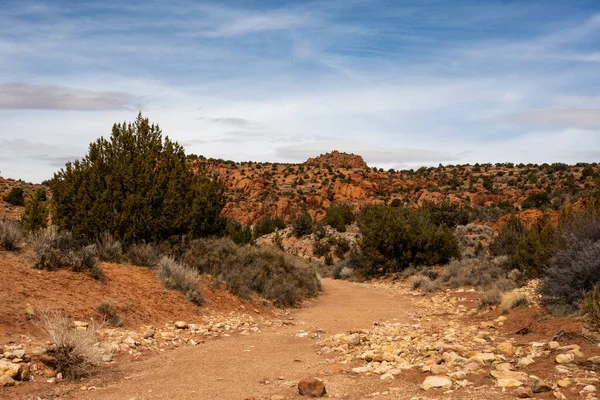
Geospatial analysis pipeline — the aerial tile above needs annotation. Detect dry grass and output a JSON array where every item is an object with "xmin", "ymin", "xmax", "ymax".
[
  {"xmin": 499, "ymin": 291, "xmax": 531, "ymax": 312},
  {"xmin": 0, "ymin": 218, "xmax": 23, "ymax": 250},
  {"xmin": 36, "ymin": 310, "xmax": 108, "ymax": 379}
]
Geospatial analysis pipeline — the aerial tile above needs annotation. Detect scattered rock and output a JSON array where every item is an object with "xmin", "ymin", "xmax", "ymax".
[
  {"xmin": 175, "ymin": 321, "xmax": 188, "ymax": 329},
  {"xmin": 497, "ymin": 378, "xmax": 524, "ymax": 388},
  {"xmin": 556, "ymin": 379, "xmax": 571, "ymax": 388},
  {"xmin": 298, "ymin": 378, "xmax": 326, "ymax": 397},
  {"xmin": 548, "ymin": 341, "xmax": 560, "ymax": 350},
  {"xmin": 0, "ymin": 374, "xmax": 15, "ymax": 387},
  {"xmin": 517, "ymin": 357, "xmax": 534, "ymax": 368},
  {"xmin": 421, "ymin": 375, "xmax": 452, "ymax": 391},
  {"xmin": 555, "ymin": 354, "xmax": 575, "ymax": 364},
  {"xmin": 514, "ymin": 387, "xmax": 532, "ymax": 398},
  {"xmin": 496, "ymin": 342, "xmax": 514, "ymax": 356},
  {"xmin": 532, "ymin": 380, "xmax": 552, "ymax": 393},
  {"xmin": 588, "ymin": 356, "xmax": 600, "ymax": 365}
]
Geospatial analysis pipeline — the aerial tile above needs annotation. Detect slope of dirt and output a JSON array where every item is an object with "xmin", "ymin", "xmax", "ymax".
[{"xmin": 0, "ymin": 249, "xmax": 270, "ymax": 343}]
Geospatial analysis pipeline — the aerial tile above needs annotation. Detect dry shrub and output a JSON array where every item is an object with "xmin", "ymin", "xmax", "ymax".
[
  {"xmin": 96, "ymin": 231, "xmax": 122, "ymax": 262},
  {"xmin": 332, "ymin": 259, "xmax": 357, "ymax": 280},
  {"xmin": 127, "ymin": 243, "xmax": 159, "ymax": 267},
  {"xmin": 156, "ymin": 256, "xmax": 203, "ymax": 305},
  {"xmin": 183, "ymin": 238, "xmax": 321, "ymax": 307},
  {"xmin": 37, "ymin": 310, "xmax": 107, "ymax": 379},
  {"xmin": 499, "ymin": 292, "xmax": 531, "ymax": 312},
  {"xmin": 0, "ymin": 218, "xmax": 23, "ymax": 250},
  {"xmin": 479, "ymin": 287, "xmax": 502, "ymax": 309},
  {"xmin": 96, "ymin": 302, "xmax": 122, "ymax": 327},
  {"xmin": 581, "ymin": 284, "xmax": 600, "ymax": 329},
  {"xmin": 410, "ymin": 274, "xmax": 439, "ymax": 292},
  {"xmin": 28, "ymin": 227, "xmax": 105, "ymax": 281}
]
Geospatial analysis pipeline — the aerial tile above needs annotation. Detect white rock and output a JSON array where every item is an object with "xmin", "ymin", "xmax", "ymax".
[
  {"xmin": 517, "ymin": 357, "xmax": 535, "ymax": 368},
  {"xmin": 555, "ymin": 354, "xmax": 575, "ymax": 364},
  {"xmin": 548, "ymin": 341, "xmax": 560, "ymax": 350},
  {"xmin": 174, "ymin": 321, "xmax": 188, "ymax": 329},
  {"xmin": 422, "ymin": 375, "xmax": 452, "ymax": 390}
]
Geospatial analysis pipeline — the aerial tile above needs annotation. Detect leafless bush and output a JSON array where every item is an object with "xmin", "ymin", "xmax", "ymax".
[
  {"xmin": 36, "ymin": 310, "xmax": 106, "ymax": 379},
  {"xmin": 0, "ymin": 218, "xmax": 23, "ymax": 250},
  {"xmin": 410, "ymin": 274, "xmax": 439, "ymax": 292},
  {"xmin": 96, "ymin": 231, "xmax": 122, "ymax": 262},
  {"xmin": 156, "ymin": 256, "xmax": 203, "ymax": 305},
  {"xmin": 127, "ymin": 243, "xmax": 159, "ymax": 267}
]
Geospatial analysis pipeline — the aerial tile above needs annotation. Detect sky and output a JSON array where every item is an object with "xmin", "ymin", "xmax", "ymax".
[{"xmin": 1, "ymin": 0, "xmax": 600, "ymax": 182}]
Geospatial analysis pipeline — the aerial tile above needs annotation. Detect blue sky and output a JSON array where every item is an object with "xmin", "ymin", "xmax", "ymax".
[{"xmin": 1, "ymin": 0, "xmax": 599, "ymax": 182}]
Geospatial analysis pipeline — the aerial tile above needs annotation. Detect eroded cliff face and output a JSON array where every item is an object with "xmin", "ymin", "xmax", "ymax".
[{"xmin": 190, "ymin": 154, "xmax": 597, "ymax": 227}]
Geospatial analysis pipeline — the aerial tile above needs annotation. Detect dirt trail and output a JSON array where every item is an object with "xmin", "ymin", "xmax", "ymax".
[{"xmin": 77, "ymin": 279, "xmax": 414, "ymax": 400}]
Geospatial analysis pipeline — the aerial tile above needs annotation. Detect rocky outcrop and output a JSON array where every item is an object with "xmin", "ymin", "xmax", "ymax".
[{"xmin": 305, "ymin": 151, "xmax": 367, "ymax": 169}]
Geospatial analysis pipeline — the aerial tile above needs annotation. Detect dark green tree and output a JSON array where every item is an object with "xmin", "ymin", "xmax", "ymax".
[
  {"xmin": 50, "ymin": 113, "xmax": 226, "ymax": 244},
  {"xmin": 21, "ymin": 188, "xmax": 49, "ymax": 231},
  {"xmin": 4, "ymin": 187, "xmax": 25, "ymax": 206}
]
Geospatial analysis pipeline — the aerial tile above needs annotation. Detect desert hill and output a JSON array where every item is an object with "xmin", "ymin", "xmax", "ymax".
[{"xmin": 191, "ymin": 151, "xmax": 598, "ymax": 226}]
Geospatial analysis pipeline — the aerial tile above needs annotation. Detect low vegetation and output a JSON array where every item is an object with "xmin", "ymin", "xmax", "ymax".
[
  {"xmin": 37, "ymin": 310, "xmax": 107, "ymax": 379},
  {"xmin": 96, "ymin": 302, "xmax": 122, "ymax": 327},
  {"xmin": 155, "ymin": 256, "xmax": 203, "ymax": 305},
  {"xmin": 127, "ymin": 243, "xmax": 159, "ymax": 267},
  {"xmin": 3, "ymin": 186, "xmax": 25, "ymax": 206},
  {"xmin": 0, "ymin": 218, "xmax": 23, "ymax": 250},
  {"xmin": 183, "ymin": 238, "xmax": 321, "ymax": 307}
]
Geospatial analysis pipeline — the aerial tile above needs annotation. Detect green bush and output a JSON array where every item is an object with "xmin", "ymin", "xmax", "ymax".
[
  {"xmin": 50, "ymin": 113, "xmax": 226, "ymax": 245},
  {"xmin": 21, "ymin": 188, "xmax": 48, "ymax": 232},
  {"xmin": 225, "ymin": 220, "xmax": 253, "ymax": 245},
  {"xmin": 183, "ymin": 238, "xmax": 321, "ymax": 307},
  {"xmin": 4, "ymin": 187, "xmax": 25, "ymax": 206},
  {"xmin": 489, "ymin": 215, "xmax": 525, "ymax": 257},
  {"xmin": 352, "ymin": 204, "xmax": 460, "ymax": 277},
  {"xmin": 325, "ymin": 204, "xmax": 354, "ymax": 232},
  {"xmin": 420, "ymin": 200, "xmax": 470, "ymax": 229},
  {"xmin": 253, "ymin": 215, "xmax": 286, "ymax": 237},
  {"xmin": 292, "ymin": 212, "xmax": 313, "ymax": 237}
]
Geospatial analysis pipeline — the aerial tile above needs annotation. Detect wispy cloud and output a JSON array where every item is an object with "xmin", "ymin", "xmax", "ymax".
[{"xmin": 0, "ymin": 83, "xmax": 139, "ymax": 111}]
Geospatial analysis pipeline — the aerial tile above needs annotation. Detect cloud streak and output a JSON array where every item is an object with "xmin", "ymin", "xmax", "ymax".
[{"xmin": 0, "ymin": 83, "xmax": 139, "ymax": 111}]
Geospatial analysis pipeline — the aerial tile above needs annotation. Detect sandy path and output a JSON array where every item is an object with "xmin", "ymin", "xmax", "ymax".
[{"xmin": 78, "ymin": 279, "xmax": 413, "ymax": 400}]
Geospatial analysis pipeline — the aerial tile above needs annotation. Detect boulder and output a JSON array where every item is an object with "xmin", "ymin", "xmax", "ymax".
[
  {"xmin": 298, "ymin": 378, "xmax": 326, "ymax": 397},
  {"xmin": 0, "ymin": 360, "xmax": 21, "ymax": 379},
  {"xmin": 514, "ymin": 387, "xmax": 532, "ymax": 398}
]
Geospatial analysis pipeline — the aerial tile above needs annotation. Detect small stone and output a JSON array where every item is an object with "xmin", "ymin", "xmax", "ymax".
[
  {"xmin": 556, "ymin": 379, "xmax": 571, "ymax": 388},
  {"xmin": 588, "ymin": 356, "xmax": 600, "ymax": 364},
  {"xmin": 430, "ymin": 364, "xmax": 448, "ymax": 375},
  {"xmin": 517, "ymin": 357, "xmax": 534, "ymax": 368},
  {"xmin": 555, "ymin": 354, "xmax": 575, "ymax": 364},
  {"xmin": 174, "ymin": 321, "xmax": 188, "ymax": 329},
  {"xmin": 495, "ymin": 363, "xmax": 514, "ymax": 371},
  {"xmin": 421, "ymin": 375, "xmax": 452, "ymax": 391},
  {"xmin": 0, "ymin": 375, "xmax": 16, "ymax": 386},
  {"xmin": 532, "ymin": 380, "xmax": 552, "ymax": 393},
  {"xmin": 380, "ymin": 373, "xmax": 394, "ymax": 381},
  {"xmin": 496, "ymin": 342, "xmax": 514, "ymax": 356},
  {"xmin": 514, "ymin": 387, "xmax": 532, "ymax": 398},
  {"xmin": 344, "ymin": 333, "xmax": 361, "ymax": 346},
  {"xmin": 548, "ymin": 341, "xmax": 560, "ymax": 350},
  {"xmin": 497, "ymin": 378, "xmax": 524, "ymax": 388},
  {"xmin": 142, "ymin": 329, "xmax": 155, "ymax": 339},
  {"xmin": 298, "ymin": 378, "xmax": 326, "ymax": 397}
]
